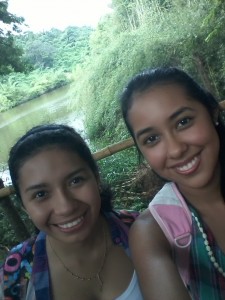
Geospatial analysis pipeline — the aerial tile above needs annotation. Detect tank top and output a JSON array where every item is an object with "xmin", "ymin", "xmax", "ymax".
[{"xmin": 116, "ymin": 271, "xmax": 143, "ymax": 300}]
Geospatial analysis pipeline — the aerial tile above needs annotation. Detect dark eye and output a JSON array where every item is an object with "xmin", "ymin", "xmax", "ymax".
[
  {"xmin": 70, "ymin": 176, "xmax": 84, "ymax": 186},
  {"xmin": 144, "ymin": 134, "xmax": 160, "ymax": 146},
  {"xmin": 177, "ymin": 117, "xmax": 192, "ymax": 129},
  {"xmin": 34, "ymin": 191, "xmax": 47, "ymax": 200}
]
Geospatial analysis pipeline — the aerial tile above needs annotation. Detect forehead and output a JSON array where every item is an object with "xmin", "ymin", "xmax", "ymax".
[
  {"xmin": 18, "ymin": 147, "xmax": 85, "ymax": 176},
  {"xmin": 132, "ymin": 83, "xmax": 191, "ymax": 105},
  {"xmin": 128, "ymin": 84, "xmax": 204, "ymax": 130},
  {"xmin": 21, "ymin": 144, "xmax": 80, "ymax": 166}
]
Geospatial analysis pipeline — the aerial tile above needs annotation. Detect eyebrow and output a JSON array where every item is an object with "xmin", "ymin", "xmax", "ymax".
[
  {"xmin": 25, "ymin": 183, "xmax": 47, "ymax": 193},
  {"xmin": 24, "ymin": 167, "xmax": 87, "ymax": 193},
  {"xmin": 169, "ymin": 107, "xmax": 195, "ymax": 120},
  {"xmin": 135, "ymin": 106, "xmax": 195, "ymax": 140}
]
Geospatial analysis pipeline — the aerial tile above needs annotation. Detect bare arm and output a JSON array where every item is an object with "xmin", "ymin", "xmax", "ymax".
[{"xmin": 130, "ymin": 209, "xmax": 191, "ymax": 300}]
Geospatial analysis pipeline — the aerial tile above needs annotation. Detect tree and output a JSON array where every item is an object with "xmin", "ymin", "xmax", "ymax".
[
  {"xmin": 0, "ymin": 1, "xmax": 25, "ymax": 74},
  {"xmin": 25, "ymin": 40, "xmax": 56, "ymax": 68}
]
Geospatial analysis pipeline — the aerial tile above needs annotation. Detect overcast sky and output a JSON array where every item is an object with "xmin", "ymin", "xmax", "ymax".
[{"xmin": 8, "ymin": 0, "xmax": 112, "ymax": 32}]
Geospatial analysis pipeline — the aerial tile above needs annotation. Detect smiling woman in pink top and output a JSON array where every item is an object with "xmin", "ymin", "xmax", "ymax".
[{"xmin": 120, "ymin": 67, "xmax": 225, "ymax": 300}]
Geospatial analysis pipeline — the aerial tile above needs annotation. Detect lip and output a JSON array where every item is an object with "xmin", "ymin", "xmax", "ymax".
[
  {"xmin": 172, "ymin": 155, "xmax": 200, "ymax": 175},
  {"xmin": 53, "ymin": 213, "xmax": 86, "ymax": 233}
]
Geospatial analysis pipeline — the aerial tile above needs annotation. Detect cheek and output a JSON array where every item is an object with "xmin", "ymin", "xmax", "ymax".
[
  {"xmin": 79, "ymin": 183, "xmax": 101, "ymax": 208},
  {"xmin": 24, "ymin": 202, "xmax": 47, "ymax": 222},
  {"xmin": 204, "ymin": 130, "xmax": 220, "ymax": 156},
  {"xmin": 187, "ymin": 124, "xmax": 219, "ymax": 148},
  {"xmin": 140, "ymin": 147, "xmax": 166, "ymax": 170}
]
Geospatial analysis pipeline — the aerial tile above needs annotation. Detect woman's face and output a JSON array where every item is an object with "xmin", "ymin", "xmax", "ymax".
[
  {"xmin": 18, "ymin": 147, "xmax": 101, "ymax": 244},
  {"xmin": 128, "ymin": 84, "xmax": 220, "ymax": 193}
]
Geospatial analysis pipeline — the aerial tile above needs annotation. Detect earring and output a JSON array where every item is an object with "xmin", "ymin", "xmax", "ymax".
[{"xmin": 215, "ymin": 121, "xmax": 219, "ymax": 126}]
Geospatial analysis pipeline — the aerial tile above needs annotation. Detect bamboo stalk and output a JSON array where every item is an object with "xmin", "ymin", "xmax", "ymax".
[{"xmin": 93, "ymin": 137, "xmax": 134, "ymax": 161}]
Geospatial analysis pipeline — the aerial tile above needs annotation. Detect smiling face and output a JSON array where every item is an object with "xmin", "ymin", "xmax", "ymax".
[
  {"xmin": 18, "ymin": 147, "xmax": 101, "ymax": 244},
  {"xmin": 128, "ymin": 84, "xmax": 220, "ymax": 194}
]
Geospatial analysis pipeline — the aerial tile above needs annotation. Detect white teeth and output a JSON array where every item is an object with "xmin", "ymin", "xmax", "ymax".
[
  {"xmin": 177, "ymin": 157, "xmax": 198, "ymax": 172},
  {"xmin": 58, "ymin": 216, "xmax": 83, "ymax": 229}
]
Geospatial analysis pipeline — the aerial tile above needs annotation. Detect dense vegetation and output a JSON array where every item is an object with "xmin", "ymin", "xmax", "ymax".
[
  {"xmin": 1, "ymin": 0, "xmax": 225, "ymax": 252},
  {"xmin": 0, "ymin": 1, "xmax": 25, "ymax": 74},
  {"xmin": 0, "ymin": 25, "xmax": 92, "ymax": 111},
  {"xmin": 72, "ymin": 0, "xmax": 225, "ymax": 144}
]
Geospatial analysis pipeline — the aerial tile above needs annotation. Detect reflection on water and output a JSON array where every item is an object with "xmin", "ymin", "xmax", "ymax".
[{"xmin": 0, "ymin": 85, "xmax": 84, "ymax": 164}]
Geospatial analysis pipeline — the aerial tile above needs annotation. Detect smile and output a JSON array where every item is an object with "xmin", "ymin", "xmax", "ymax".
[
  {"xmin": 57, "ymin": 216, "xmax": 84, "ymax": 229},
  {"xmin": 175, "ymin": 156, "xmax": 200, "ymax": 173}
]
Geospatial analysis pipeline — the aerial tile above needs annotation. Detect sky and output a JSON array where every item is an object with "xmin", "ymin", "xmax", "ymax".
[{"xmin": 7, "ymin": 0, "xmax": 112, "ymax": 32}]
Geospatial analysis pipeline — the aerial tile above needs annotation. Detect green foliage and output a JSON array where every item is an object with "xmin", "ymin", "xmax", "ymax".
[
  {"xmin": 71, "ymin": 30, "xmax": 147, "ymax": 141},
  {"xmin": 98, "ymin": 148, "xmax": 142, "ymax": 209},
  {"xmin": 16, "ymin": 26, "xmax": 92, "ymax": 71},
  {"xmin": 0, "ymin": 196, "xmax": 35, "ymax": 248},
  {"xmin": 71, "ymin": 0, "xmax": 225, "ymax": 146},
  {"xmin": 0, "ymin": 1, "xmax": 26, "ymax": 75},
  {"xmin": 0, "ymin": 26, "xmax": 92, "ymax": 112},
  {"xmin": 0, "ymin": 69, "xmax": 69, "ymax": 112}
]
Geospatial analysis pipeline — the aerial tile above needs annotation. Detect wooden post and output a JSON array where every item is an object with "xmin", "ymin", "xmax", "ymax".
[{"xmin": 0, "ymin": 179, "xmax": 30, "ymax": 241}]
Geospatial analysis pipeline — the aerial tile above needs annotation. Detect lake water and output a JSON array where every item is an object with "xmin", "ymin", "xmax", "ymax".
[{"xmin": 0, "ymin": 85, "xmax": 84, "ymax": 165}]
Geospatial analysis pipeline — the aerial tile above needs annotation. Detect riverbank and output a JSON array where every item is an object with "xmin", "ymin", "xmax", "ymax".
[
  {"xmin": 0, "ymin": 84, "xmax": 78, "ymax": 163},
  {"xmin": 0, "ymin": 70, "xmax": 73, "ymax": 113},
  {"xmin": 8, "ymin": 81, "xmax": 71, "ymax": 111}
]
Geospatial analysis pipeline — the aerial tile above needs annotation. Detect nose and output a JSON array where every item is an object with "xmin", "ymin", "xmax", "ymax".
[
  {"xmin": 166, "ymin": 134, "xmax": 187, "ymax": 159},
  {"xmin": 53, "ymin": 188, "xmax": 78, "ymax": 215}
]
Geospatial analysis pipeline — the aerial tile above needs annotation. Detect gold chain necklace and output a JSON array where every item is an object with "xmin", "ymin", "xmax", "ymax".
[{"xmin": 48, "ymin": 224, "xmax": 108, "ymax": 290}]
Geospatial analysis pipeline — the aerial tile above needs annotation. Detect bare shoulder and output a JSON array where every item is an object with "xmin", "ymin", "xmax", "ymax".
[
  {"xmin": 130, "ymin": 208, "xmax": 156, "ymax": 230},
  {"xmin": 129, "ymin": 207, "xmax": 173, "ymax": 284},
  {"xmin": 132, "ymin": 208, "xmax": 153, "ymax": 224},
  {"xmin": 130, "ymin": 208, "xmax": 170, "ymax": 252},
  {"xmin": 129, "ymin": 209, "xmax": 191, "ymax": 300}
]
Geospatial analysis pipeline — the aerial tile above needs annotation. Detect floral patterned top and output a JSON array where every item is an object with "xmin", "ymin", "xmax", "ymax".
[{"xmin": 0, "ymin": 210, "xmax": 138, "ymax": 300}]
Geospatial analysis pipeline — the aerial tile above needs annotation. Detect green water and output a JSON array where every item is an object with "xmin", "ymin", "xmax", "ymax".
[{"xmin": 0, "ymin": 85, "xmax": 84, "ymax": 164}]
